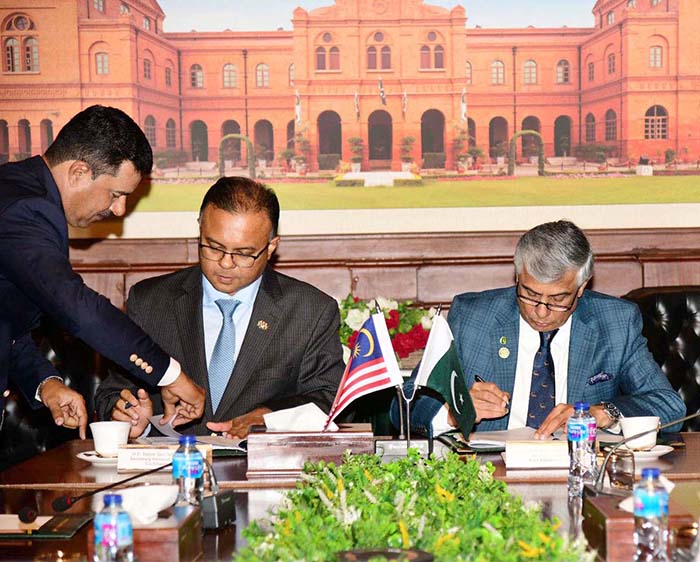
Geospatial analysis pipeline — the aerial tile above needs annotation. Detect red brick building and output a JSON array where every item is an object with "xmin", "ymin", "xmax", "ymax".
[{"xmin": 1, "ymin": 0, "xmax": 698, "ymax": 170}]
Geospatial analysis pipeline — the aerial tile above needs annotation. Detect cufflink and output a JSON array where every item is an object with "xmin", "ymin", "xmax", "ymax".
[
  {"xmin": 145, "ymin": 366, "xmax": 153, "ymax": 374},
  {"xmin": 140, "ymin": 361, "xmax": 149, "ymax": 371},
  {"xmin": 129, "ymin": 354, "xmax": 138, "ymax": 362},
  {"xmin": 2, "ymin": 389, "xmax": 9, "ymax": 398}
]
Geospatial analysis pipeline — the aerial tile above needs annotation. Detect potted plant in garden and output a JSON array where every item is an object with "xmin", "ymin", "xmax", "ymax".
[
  {"xmin": 279, "ymin": 148, "xmax": 296, "ymax": 172},
  {"xmin": 467, "ymin": 146, "xmax": 484, "ymax": 170},
  {"xmin": 294, "ymin": 132, "xmax": 311, "ymax": 173},
  {"xmin": 399, "ymin": 135, "xmax": 416, "ymax": 171},
  {"xmin": 491, "ymin": 140, "xmax": 506, "ymax": 165},
  {"xmin": 348, "ymin": 136, "xmax": 364, "ymax": 172},
  {"xmin": 451, "ymin": 128, "xmax": 469, "ymax": 171},
  {"xmin": 256, "ymin": 144, "xmax": 268, "ymax": 168}
]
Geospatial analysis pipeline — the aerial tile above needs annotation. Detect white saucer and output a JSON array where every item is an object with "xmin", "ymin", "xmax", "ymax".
[
  {"xmin": 619, "ymin": 444, "xmax": 674, "ymax": 461},
  {"xmin": 77, "ymin": 451, "xmax": 118, "ymax": 467}
]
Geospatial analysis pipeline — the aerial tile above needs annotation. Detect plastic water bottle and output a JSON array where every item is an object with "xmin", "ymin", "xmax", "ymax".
[
  {"xmin": 567, "ymin": 401, "xmax": 598, "ymax": 498},
  {"xmin": 172, "ymin": 434, "xmax": 204, "ymax": 505},
  {"xmin": 93, "ymin": 493, "xmax": 134, "ymax": 562},
  {"xmin": 633, "ymin": 467, "xmax": 670, "ymax": 562}
]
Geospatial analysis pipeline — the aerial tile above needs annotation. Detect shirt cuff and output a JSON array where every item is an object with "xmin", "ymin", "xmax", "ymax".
[
  {"xmin": 431, "ymin": 404, "xmax": 457, "ymax": 435},
  {"xmin": 157, "ymin": 358, "xmax": 181, "ymax": 387},
  {"xmin": 34, "ymin": 375, "xmax": 64, "ymax": 402}
]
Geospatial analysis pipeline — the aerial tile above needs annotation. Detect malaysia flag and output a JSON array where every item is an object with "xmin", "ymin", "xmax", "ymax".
[{"xmin": 324, "ymin": 312, "xmax": 402, "ymax": 427}]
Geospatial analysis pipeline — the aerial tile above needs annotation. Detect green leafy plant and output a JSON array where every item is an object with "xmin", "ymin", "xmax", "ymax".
[
  {"xmin": 400, "ymin": 136, "xmax": 416, "ymax": 163},
  {"xmin": 348, "ymin": 136, "xmax": 365, "ymax": 163},
  {"xmin": 237, "ymin": 451, "xmax": 593, "ymax": 561}
]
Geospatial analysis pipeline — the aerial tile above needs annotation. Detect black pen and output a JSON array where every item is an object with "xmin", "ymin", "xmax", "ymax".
[
  {"xmin": 124, "ymin": 402, "xmax": 132, "ymax": 410},
  {"xmin": 474, "ymin": 375, "xmax": 486, "ymax": 383}
]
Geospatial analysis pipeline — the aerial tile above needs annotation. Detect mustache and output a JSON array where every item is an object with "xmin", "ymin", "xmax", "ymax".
[{"xmin": 95, "ymin": 210, "xmax": 114, "ymax": 221}]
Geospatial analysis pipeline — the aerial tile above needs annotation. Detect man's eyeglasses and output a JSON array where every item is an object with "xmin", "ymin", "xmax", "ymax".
[
  {"xmin": 516, "ymin": 282, "xmax": 580, "ymax": 312},
  {"xmin": 198, "ymin": 242, "xmax": 269, "ymax": 268}
]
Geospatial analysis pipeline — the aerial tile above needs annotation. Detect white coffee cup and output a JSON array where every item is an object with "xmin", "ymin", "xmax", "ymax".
[
  {"xmin": 90, "ymin": 421, "xmax": 130, "ymax": 457},
  {"xmin": 619, "ymin": 416, "xmax": 660, "ymax": 451}
]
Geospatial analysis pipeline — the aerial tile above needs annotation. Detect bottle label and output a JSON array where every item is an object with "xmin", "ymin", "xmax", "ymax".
[
  {"xmin": 634, "ymin": 489, "xmax": 667, "ymax": 518},
  {"xmin": 116, "ymin": 512, "xmax": 133, "ymax": 547},
  {"xmin": 567, "ymin": 420, "xmax": 589, "ymax": 442},
  {"xmin": 587, "ymin": 420, "xmax": 597, "ymax": 443},
  {"xmin": 94, "ymin": 512, "xmax": 133, "ymax": 548},
  {"xmin": 172, "ymin": 452, "xmax": 204, "ymax": 478}
]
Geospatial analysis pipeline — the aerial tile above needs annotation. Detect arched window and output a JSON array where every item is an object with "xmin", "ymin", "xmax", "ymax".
[
  {"xmin": 288, "ymin": 63, "xmax": 294, "ymax": 86},
  {"xmin": 588, "ymin": 61, "xmax": 595, "ymax": 81},
  {"xmin": 256, "ymin": 63, "xmax": 269, "ymax": 87},
  {"xmin": 329, "ymin": 46, "xmax": 340, "ymax": 70},
  {"xmin": 585, "ymin": 113, "xmax": 596, "ymax": 142},
  {"xmin": 94, "ymin": 0, "xmax": 105, "ymax": 12},
  {"xmin": 491, "ymin": 60, "xmax": 505, "ymax": 85},
  {"xmin": 607, "ymin": 11, "xmax": 615, "ymax": 25},
  {"xmin": 95, "ymin": 52, "xmax": 108, "ymax": 75},
  {"xmin": 165, "ymin": 67, "xmax": 172, "ymax": 87},
  {"xmin": 142, "ymin": 16, "xmax": 150, "ymax": 31},
  {"xmin": 23, "ymin": 37, "xmax": 38, "ymax": 71},
  {"xmin": 4, "ymin": 38, "xmax": 19, "ymax": 72},
  {"xmin": 556, "ymin": 60, "xmax": 570, "ymax": 84},
  {"xmin": 223, "ymin": 63, "xmax": 236, "ymax": 88},
  {"xmin": 651, "ymin": 0, "xmax": 661, "ymax": 6},
  {"xmin": 144, "ymin": 115, "xmax": 156, "ymax": 147},
  {"xmin": 367, "ymin": 46, "xmax": 377, "ymax": 69},
  {"xmin": 523, "ymin": 60, "xmax": 537, "ymax": 84},
  {"xmin": 434, "ymin": 45, "xmax": 444, "ymax": 69},
  {"xmin": 190, "ymin": 64, "xmax": 203, "ymax": 88},
  {"xmin": 315, "ymin": 47, "xmax": 326, "ymax": 70},
  {"xmin": 381, "ymin": 46, "xmax": 391, "ymax": 69},
  {"xmin": 644, "ymin": 105, "xmax": 667, "ymax": 139},
  {"xmin": 605, "ymin": 109, "xmax": 617, "ymax": 141},
  {"xmin": 466, "ymin": 61, "xmax": 472, "ymax": 84},
  {"xmin": 120, "ymin": 3, "xmax": 130, "ymax": 15},
  {"xmin": 627, "ymin": 0, "xmax": 636, "ymax": 7},
  {"xmin": 608, "ymin": 53, "xmax": 616, "ymax": 74},
  {"xmin": 143, "ymin": 58, "xmax": 152, "ymax": 80},
  {"xmin": 165, "ymin": 119, "xmax": 176, "ymax": 149},
  {"xmin": 649, "ymin": 45, "xmax": 663, "ymax": 68},
  {"xmin": 420, "ymin": 46, "xmax": 430, "ymax": 69}
]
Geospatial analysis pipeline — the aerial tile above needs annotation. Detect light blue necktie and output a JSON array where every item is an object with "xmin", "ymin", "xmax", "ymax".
[{"xmin": 208, "ymin": 299, "xmax": 240, "ymax": 413}]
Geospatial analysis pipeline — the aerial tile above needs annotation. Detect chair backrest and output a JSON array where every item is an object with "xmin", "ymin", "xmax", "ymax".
[{"xmin": 623, "ymin": 286, "xmax": 700, "ymax": 431}]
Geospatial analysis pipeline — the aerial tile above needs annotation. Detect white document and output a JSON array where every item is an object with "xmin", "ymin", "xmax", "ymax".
[
  {"xmin": 468, "ymin": 426, "xmax": 565, "ymax": 449},
  {"xmin": 142, "ymin": 416, "xmax": 245, "ymax": 451},
  {"xmin": 264, "ymin": 403, "xmax": 339, "ymax": 432}
]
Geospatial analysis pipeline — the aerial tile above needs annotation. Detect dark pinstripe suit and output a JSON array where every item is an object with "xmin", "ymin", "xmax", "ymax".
[{"xmin": 95, "ymin": 265, "xmax": 344, "ymax": 434}]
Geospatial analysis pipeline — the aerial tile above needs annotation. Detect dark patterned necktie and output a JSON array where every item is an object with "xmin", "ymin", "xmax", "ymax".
[{"xmin": 526, "ymin": 329, "xmax": 558, "ymax": 429}]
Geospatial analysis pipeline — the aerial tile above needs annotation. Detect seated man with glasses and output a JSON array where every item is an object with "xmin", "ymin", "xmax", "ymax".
[
  {"xmin": 395, "ymin": 220, "xmax": 685, "ymax": 437},
  {"xmin": 94, "ymin": 176, "xmax": 345, "ymax": 438}
]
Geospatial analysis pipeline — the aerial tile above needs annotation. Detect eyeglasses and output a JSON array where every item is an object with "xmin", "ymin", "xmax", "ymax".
[
  {"xmin": 516, "ymin": 282, "xmax": 580, "ymax": 312},
  {"xmin": 198, "ymin": 242, "xmax": 269, "ymax": 268}
]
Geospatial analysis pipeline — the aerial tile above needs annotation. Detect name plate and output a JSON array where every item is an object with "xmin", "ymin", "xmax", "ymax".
[
  {"xmin": 117, "ymin": 444, "xmax": 212, "ymax": 472},
  {"xmin": 504, "ymin": 440, "xmax": 569, "ymax": 469}
]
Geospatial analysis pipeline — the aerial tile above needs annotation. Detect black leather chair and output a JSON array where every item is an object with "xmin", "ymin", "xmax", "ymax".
[
  {"xmin": 623, "ymin": 286, "xmax": 700, "ymax": 431},
  {"xmin": 0, "ymin": 323, "xmax": 103, "ymax": 471}
]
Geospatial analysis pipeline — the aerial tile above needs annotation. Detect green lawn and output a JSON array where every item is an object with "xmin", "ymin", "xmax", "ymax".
[{"xmin": 132, "ymin": 175, "xmax": 700, "ymax": 212}]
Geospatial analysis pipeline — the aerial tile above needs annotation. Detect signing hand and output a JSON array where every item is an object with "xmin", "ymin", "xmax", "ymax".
[
  {"xmin": 161, "ymin": 372, "xmax": 205, "ymax": 426},
  {"xmin": 206, "ymin": 407, "xmax": 272, "ymax": 439},
  {"xmin": 40, "ymin": 379, "xmax": 88, "ymax": 439},
  {"xmin": 469, "ymin": 380, "xmax": 510, "ymax": 423},
  {"xmin": 111, "ymin": 388, "xmax": 153, "ymax": 438}
]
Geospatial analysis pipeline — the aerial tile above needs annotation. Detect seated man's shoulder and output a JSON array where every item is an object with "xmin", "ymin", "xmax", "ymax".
[
  {"xmin": 271, "ymin": 270, "xmax": 337, "ymax": 308},
  {"xmin": 130, "ymin": 266, "xmax": 198, "ymax": 297},
  {"xmin": 582, "ymin": 289, "xmax": 638, "ymax": 315},
  {"xmin": 451, "ymin": 287, "xmax": 513, "ymax": 310}
]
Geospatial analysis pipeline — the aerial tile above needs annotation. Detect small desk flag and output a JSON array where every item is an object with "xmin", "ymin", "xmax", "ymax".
[
  {"xmin": 325, "ymin": 312, "xmax": 402, "ymax": 427},
  {"xmin": 415, "ymin": 314, "xmax": 475, "ymax": 437},
  {"xmin": 378, "ymin": 76, "xmax": 387, "ymax": 105}
]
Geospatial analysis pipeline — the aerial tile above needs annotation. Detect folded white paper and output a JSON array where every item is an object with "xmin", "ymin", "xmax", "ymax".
[
  {"xmin": 264, "ymin": 403, "xmax": 338, "ymax": 432},
  {"xmin": 469, "ymin": 426, "xmax": 565, "ymax": 449}
]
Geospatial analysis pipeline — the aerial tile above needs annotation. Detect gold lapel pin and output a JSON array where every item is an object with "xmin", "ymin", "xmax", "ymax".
[
  {"xmin": 498, "ymin": 347, "xmax": 510, "ymax": 359},
  {"xmin": 257, "ymin": 320, "xmax": 269, "ymax": 331}
]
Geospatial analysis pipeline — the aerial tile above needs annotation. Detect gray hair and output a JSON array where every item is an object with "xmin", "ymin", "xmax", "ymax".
[{"xmin": 514, "ymin": 220, "xmax": 594, "ymax": 285}]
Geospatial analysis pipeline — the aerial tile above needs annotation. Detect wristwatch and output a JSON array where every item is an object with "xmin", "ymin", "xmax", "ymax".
[{"xmin": 599, "ymin": 401, "xmax": 622, "ymax": 428}]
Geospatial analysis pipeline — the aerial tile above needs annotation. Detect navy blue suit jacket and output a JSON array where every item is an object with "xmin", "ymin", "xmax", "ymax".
[
  {"xmin": 0, "ymin": 157, "xmax": 170, "ymax": 409},
  {"xmin": 394, "ymin": 287, "xmax": 686, "ymax": 435}
]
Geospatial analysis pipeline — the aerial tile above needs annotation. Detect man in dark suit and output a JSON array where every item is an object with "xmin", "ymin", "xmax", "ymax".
[
  {"xmin": 396, "ymin": 220, "xmax": 685, "ymax": 436},
  {"xmin": 0, "ymin": 105, "xmax": 205, "ymax": 438},
  {"xmin": 95, "ymin": 177, "xmax": 345, "ymax": 438}
]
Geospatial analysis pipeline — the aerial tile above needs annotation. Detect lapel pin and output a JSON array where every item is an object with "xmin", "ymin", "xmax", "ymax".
[
  {"xmin": 498, "ymin": 347, "xmax": 510, "ymax": 359},
  {"xmin": 257, "ymin": 320, "xmax": 269, "ymax": 331},
  {"xmin": 499, "ymin": 336, "xmax": 507, "ymax": 345}
]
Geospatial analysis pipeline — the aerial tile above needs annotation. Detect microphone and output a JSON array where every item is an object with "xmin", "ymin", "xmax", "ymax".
[
  {"xmin": 52, "ymin": 461, "xmax": 172, "ymax": 512},
  {"xmin": 18, "ymin": 505, "xmax": 37, "ymax": 524},
  {"xmin": 591, "ymin": 411, "xmax": 700, "ymax": 496}
]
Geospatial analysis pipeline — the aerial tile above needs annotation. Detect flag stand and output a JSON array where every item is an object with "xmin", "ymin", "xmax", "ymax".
[{"xmin": 396, "ymin": 387, "xmax": 405, "ymax": 440}]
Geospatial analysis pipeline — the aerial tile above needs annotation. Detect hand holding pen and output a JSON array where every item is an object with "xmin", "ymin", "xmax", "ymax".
[{"xmin": 470, "ymin": 374, "xmax": 510, "ymax": 422}]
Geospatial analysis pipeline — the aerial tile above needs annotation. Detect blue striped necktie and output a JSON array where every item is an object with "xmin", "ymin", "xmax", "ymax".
[
  {"xmin": 526, "ymin": 329, "xmax": 558, "ymax": 429},
  {"xmin": 208, "ymin": 299, "xmax": 240, "ymax": 413}
]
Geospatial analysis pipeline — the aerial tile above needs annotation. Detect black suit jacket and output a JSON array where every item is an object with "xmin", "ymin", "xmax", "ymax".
[
  {"xmin": 94, "ymin": 266, "xmax": 345, "ymax": 434},
  {"xmin": 0, "ymin": 157, "xmax": 170, "ymax": 412}
]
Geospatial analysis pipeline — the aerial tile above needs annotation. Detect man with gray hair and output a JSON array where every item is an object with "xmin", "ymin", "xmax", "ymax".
[{"xmin": 397, "ymin": 220, "xmax": 685, "ymax": 436}]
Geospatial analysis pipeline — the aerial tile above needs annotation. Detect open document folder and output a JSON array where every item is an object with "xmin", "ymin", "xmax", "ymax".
[
  {"xmin": 140, "ymin": 415, "xmax": 246, "ymax": 454},
  {"xmin": 467, "ymin": 426, "xmax": 566, "ymax": 450}
]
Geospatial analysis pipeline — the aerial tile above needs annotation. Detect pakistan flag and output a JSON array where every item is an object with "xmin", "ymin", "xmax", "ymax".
[{"xmin": 415, "ymin": 315, "xmax": 476, "ymax": 438}]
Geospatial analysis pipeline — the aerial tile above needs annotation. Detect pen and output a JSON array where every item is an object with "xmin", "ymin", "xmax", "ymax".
[
  {"xmin": 474, "ymin": 375, "xmax": 486, "ymax": 383},
  {"xmin": 124, "ymin": 402, "xmax": 132, "ymax": 410}
]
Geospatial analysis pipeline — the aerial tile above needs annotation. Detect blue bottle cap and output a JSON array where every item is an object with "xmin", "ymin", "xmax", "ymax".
[
  {"xmin": 641, "ymin": 467, "xmax": 660, "ymax": 479},
  {"xmin": 574, "ymin": 401, "xmax": 590, "ymax": 410},
  {"xmin": 178, "ymin": 434, "xmax": 196, "ymax": 446},
  {"xmin": 103, "ymin": 493, "xmax": 123, "ymax": 507}
]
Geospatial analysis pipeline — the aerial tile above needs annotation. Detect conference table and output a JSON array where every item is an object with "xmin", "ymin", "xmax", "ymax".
[{"xmin": 1, "ymin": 434, "xmax": 699, "ymax": 561}]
